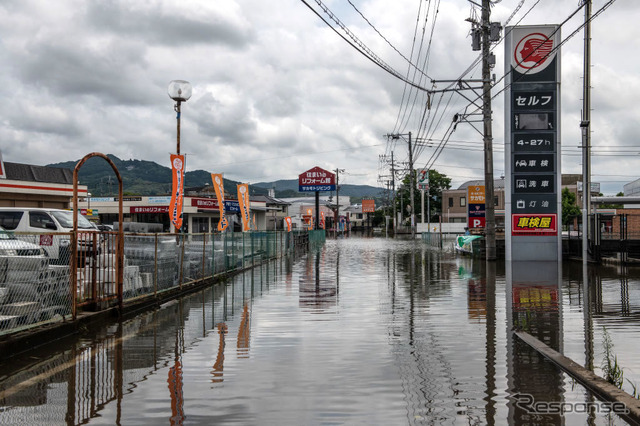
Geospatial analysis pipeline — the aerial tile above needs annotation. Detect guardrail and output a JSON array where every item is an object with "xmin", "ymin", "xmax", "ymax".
[{"xmin": 0, "ymin": 230, "xmax": 313, "ymax": 336}]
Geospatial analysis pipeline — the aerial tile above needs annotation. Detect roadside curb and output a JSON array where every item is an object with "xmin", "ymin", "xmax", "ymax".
[{"xmin": 515, "ymin": 331, "xmax": 640, "ymax": 424}]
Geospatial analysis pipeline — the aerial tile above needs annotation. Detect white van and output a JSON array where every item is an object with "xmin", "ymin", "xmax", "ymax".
[{"xmin": 0, "ymin": 208, "xmax": 97, "ymax": 264}]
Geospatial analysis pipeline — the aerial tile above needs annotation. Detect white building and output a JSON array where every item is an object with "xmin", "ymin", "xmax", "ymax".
[{"xmin": 280, "ymin": 196, "xmax": 350, "ymax": 230}]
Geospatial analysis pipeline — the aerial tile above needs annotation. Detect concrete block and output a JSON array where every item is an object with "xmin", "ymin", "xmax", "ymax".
[
  {"xmin": 0, "ymin": 314, "xmax": 18, "ymax": 329},
  {"xmin": 1, "ymin": 301, "xmax": 40, "ymax": 316}
]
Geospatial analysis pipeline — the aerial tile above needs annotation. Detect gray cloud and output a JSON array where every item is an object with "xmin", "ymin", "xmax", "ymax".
[
  {"xmin": 0, "ymin": 0, "xmax": 637, "ymax": 194},
  {"xmin": 85, "ymin": 1, "xmax": 255, "ymax": 48}
]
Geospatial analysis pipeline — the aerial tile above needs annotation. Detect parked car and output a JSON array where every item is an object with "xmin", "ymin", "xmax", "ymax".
[{"xmin": 0, "ymin": 208, "xmax": 98, "ymax": 264}]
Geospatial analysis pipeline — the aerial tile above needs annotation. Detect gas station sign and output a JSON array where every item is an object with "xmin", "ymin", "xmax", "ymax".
[{"xmin": 505, "ymin": 25, "xmax": 561, "ymax": 261}]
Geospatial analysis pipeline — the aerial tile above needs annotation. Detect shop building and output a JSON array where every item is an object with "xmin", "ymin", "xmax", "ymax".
[
  {"xmin": 0, "ymin": 159, "xmax": 88, "ymax": 209},
  {"xmin": 79, "ymin": 195, "xmax": 269, "ymax": 233}
]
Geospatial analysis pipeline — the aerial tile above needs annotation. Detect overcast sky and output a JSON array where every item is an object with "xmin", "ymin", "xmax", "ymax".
[{"xmin": 0, "ymin": 0, "xmax": 637, "ymax": 194}]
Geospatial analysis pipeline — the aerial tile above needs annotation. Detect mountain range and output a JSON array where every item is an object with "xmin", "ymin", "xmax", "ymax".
[{"xmin": 47, "ymin": 155, "xmax": 385, "ymax": 202}]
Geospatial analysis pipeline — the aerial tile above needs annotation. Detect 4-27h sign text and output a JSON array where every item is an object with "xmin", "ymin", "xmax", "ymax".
[{"xmin": 298, "ymin": 167, "xmax": 336, "ymax": 192}]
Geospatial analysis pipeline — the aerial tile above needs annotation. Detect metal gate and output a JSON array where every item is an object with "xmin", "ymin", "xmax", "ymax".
[{"xmin": 72, "ymin": 153, "xmax": 124, "ymax": 318}]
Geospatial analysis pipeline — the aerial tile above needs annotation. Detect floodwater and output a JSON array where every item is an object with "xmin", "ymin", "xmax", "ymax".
[{"xmin": 1, "ymin": 235, "xmax": 639, "ymax": 425}]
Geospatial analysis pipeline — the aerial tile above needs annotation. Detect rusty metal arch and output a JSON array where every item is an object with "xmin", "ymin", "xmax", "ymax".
[{"xmin": 72, "ymin": 152, "xmax": 124, "ymax": 318}]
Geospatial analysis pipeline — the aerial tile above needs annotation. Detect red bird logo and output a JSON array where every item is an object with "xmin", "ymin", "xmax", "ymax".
[{"xmin": 514, "ymin": 33, "xmax": 554, "ymax": 70}]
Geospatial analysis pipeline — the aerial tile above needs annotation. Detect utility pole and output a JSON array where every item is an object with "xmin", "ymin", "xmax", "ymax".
[
  {"xmin": 386, "ymin": 133, "xmax": 414, "ymax": 236},
  {"xmin": 429, "ymin": 2, "xmax": 499, "ymax": 258},
  {"xmin": 581, "ymin": 0, "xmax": 592, "ymax": 265},
  {"xmin": 481, "ymin": 0, "xmax": 496, "ymax": 261},
  {"xmin": 408, "ymin": 132, "xmax": 415, "ymax": 237},
  {"xmin": 379, "ymin": 151, "xmax": 398, "ymax": 233}
]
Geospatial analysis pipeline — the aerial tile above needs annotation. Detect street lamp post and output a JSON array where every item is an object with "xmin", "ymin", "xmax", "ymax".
[
  {"xmin": 168, "ymin": 80, "xmax": 192, "ymax": 233},
  {"xmin": 168, "ymin": 80, "xmax": 192, "ymax": 155}
]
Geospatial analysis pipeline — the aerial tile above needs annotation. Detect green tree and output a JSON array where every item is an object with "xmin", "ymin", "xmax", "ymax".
[
  {"xmin": 562, "ymin": 187, "xmax": 581, "ymax": 226},
  {"xmin": 396, "ymin": 169, "xmax": 451, "ymax": 223},
  {"xmin": 372, "ymin": 209, "xmax": 386, "ymax": 227}
]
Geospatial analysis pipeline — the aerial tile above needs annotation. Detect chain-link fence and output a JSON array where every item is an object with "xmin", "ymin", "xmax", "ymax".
[
  {"xmin": 0, "ymin": 231, "xmax": 73, "ymax": 332},
  {"xmin": 0, "ymin": 229, "xmax": 309, "ymax": 336}
]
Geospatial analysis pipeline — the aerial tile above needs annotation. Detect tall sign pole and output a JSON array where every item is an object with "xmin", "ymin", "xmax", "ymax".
[
  {"xmin": 505, "ymin": 25, "xmax": 562, "ymax": 261},
  {"xmin": 391, "ymin": 152, "xmax": 396, "ymax": 232},
  {"xmin": 334, "ymin": 168, "xmax": 344, "ymax": 232},
  {"xmin": 299, "ymin": 166, "xmax": 336, "ymax": 231}
]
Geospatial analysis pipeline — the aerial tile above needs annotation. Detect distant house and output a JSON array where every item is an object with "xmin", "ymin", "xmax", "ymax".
[
  {"xmin": 343, "ymin": 204, "xmax": 365, "ymax": 229},
  {"xmin": 440, "ymin": 179, "xmax": 506, "ymax": 227},
  {"xmin": 280, "ymin": 196, "xmax": 349, "ymax": 230},
  {"xmin": 250, "ymin": 195, "xmax": 290, "ymax": 230}
]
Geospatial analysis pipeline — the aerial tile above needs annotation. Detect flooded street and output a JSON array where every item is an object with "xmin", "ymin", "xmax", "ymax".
[{"xmin": 1, "ymin": 235, "xmax": 640, "ymax": 425}]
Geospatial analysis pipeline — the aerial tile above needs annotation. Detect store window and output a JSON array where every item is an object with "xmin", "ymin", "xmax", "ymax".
[{"xmin": 193, "ymin": 217, "xmax": 210, "ymax": 233}]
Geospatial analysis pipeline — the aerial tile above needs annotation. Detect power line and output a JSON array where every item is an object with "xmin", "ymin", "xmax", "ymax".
[
  {"xmin": 299, "ymin": 0, "xmax": 432, "ymax": 93},
  {"xmin": 212, "ymin": 143, "xmax": 384, "ymax": 168},
  {"xmin": 395, "ymin": 0, "xmax": 441, "ymax": 134},
  {"xmin": 346, "ymin": 0, "xmax": 431, "ymax": 81}
]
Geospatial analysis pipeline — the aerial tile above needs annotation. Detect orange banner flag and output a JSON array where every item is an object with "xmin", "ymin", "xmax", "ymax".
[
  {"xmin": 170, "ymin": 154, "xmax": 185, "ymax": 231},
  {"xmin": 211, "ymin": 173, "xmax": 228, "ymax": 231},
  {"xmin": 237, "ymin": 184, "xmax": 251, "ymax": 232},
  {"xmin": 284, "ymin": 217, "xmax": 292, "ymax": 232}
]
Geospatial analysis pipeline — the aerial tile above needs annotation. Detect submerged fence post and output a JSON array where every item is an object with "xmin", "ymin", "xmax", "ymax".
[
  {"xmin": 224, "ymin": 233, "xmax": 228, "ymax": 271},
  {"xmin": 201, "ymin": 233, "xmax": 206, "ymax": 281},
  {"xmin": 179, "ymin": 234, "xmax": 185, "ymax": 288},
  {"xmin": 154, "ymin": 233, "xmax": 158, "ymax": 296},
  {"xmin": 70, "ymin": 231, "xmax": 77, "ymax": 320},
  {"xmin": 211, "ymin": 232, "xmax": 216, "ymax": 277}
]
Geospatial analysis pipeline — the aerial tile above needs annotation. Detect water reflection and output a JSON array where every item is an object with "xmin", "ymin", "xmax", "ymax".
[
  {"xmin": 0, "ymin": 238, "xmax": 638, "ymax": 425},
  {"xmin": 506, "ymin": 261, "xmax": 564, "ymax": 425},
  {"xmin": 211, "ymin": 323, "xmax": 227, "ymax": 383},
  {"xmin": 298, "ymin": 249, "xmax": 338, "ymax": 314},
  {"xmin": 563, "ymin": 260, "xmax": 640, "ymax": 402},
  {"xmin": 168, "ymin": 325, "xmax": 185, "ymax": 426},
  {"xmin": 0, "ymin": 260, "xmax": 277, "ymax": 425},
  {"xmin": 384, "ymin": 243, "xmax": 492, "ymax": 423}
]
